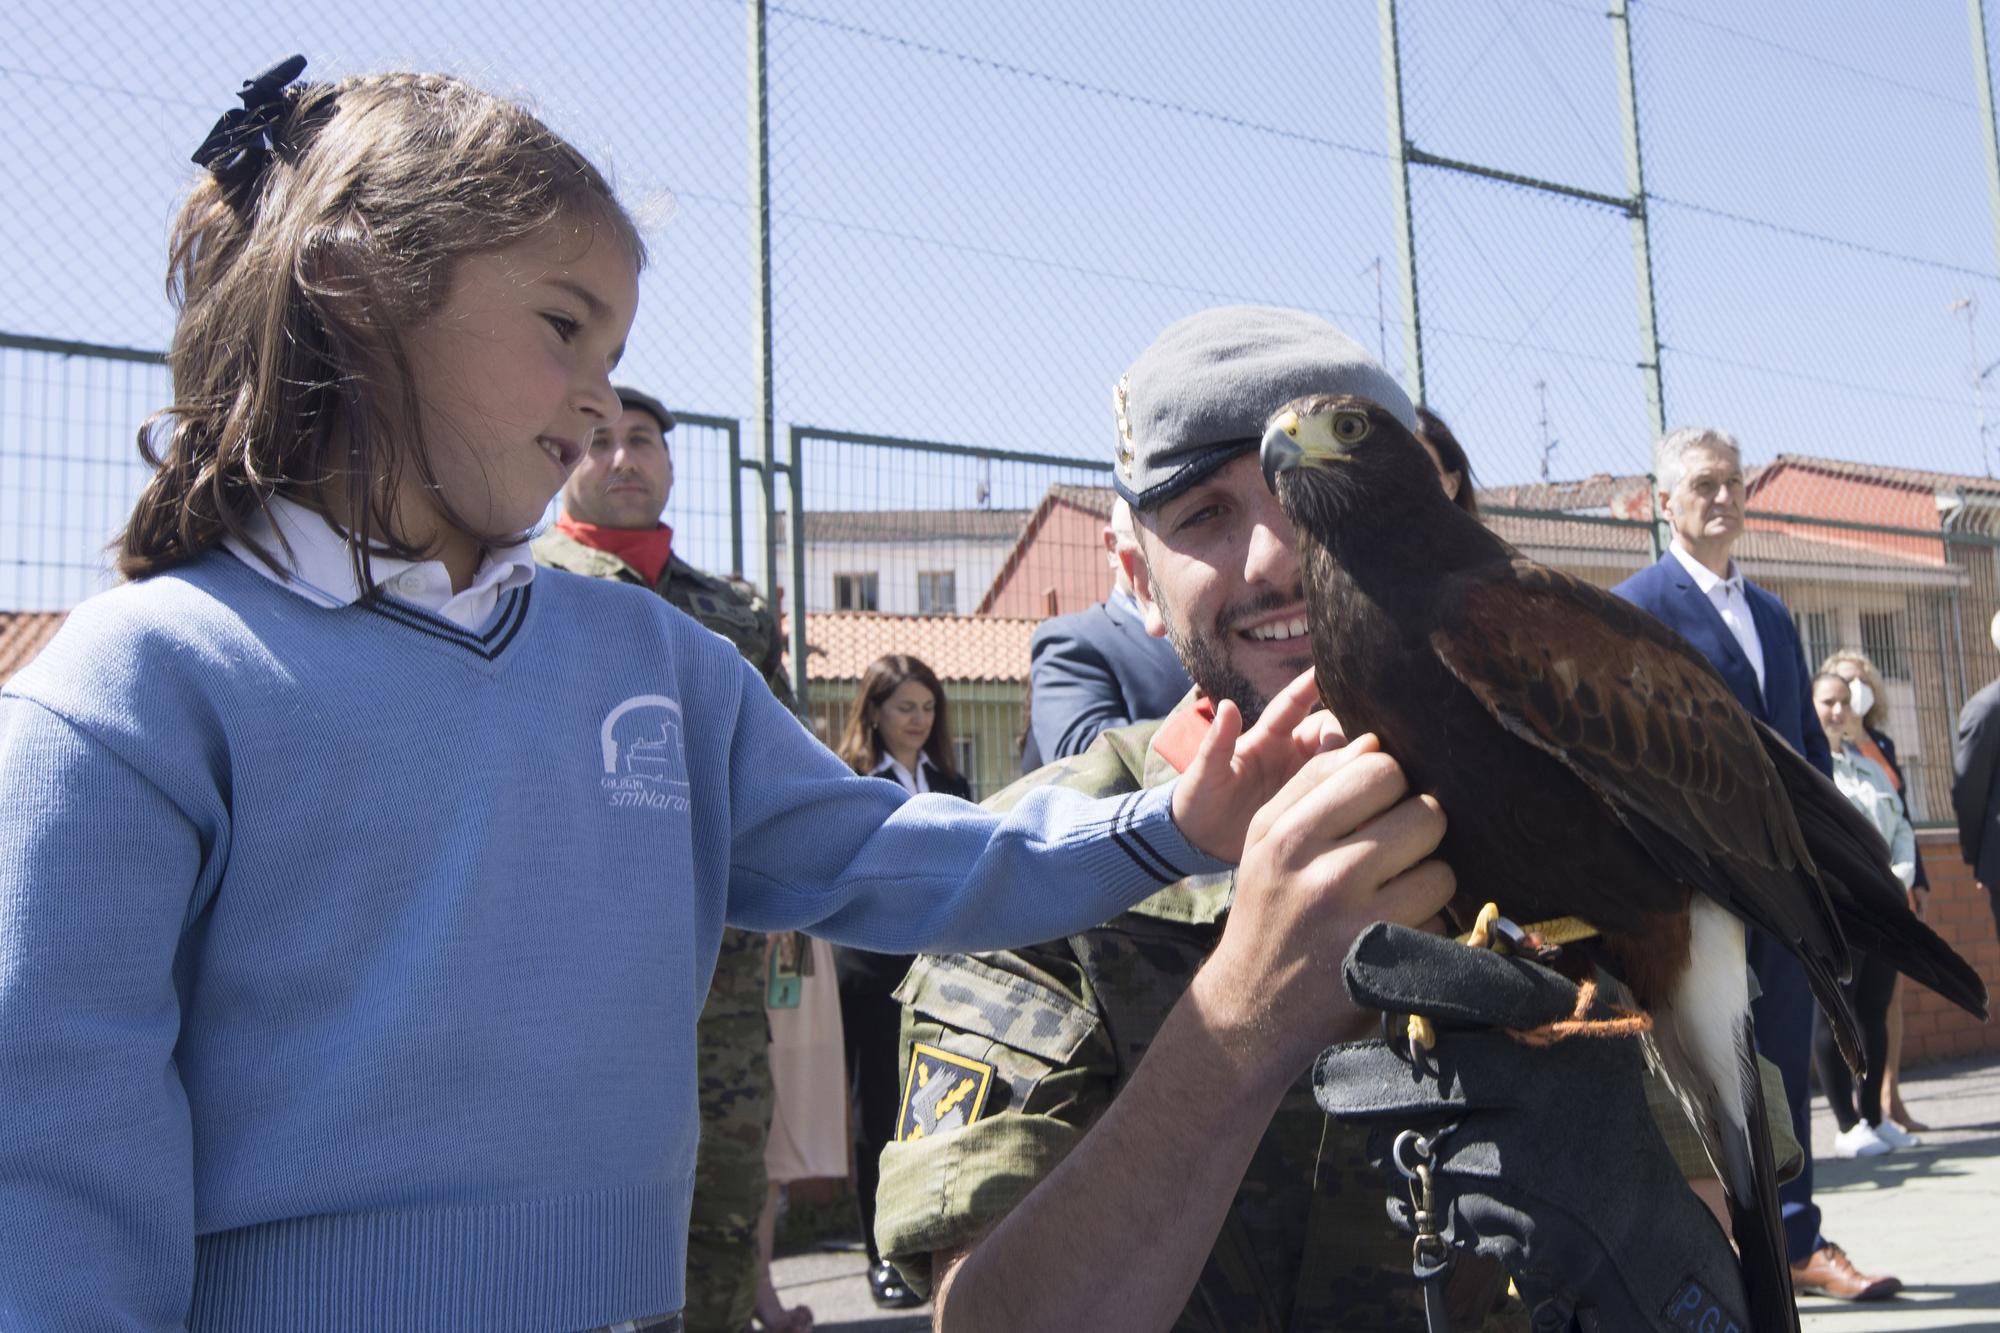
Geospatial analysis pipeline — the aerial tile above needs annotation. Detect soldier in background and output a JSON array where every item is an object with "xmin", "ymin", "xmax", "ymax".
[{"xmin": 535, "ymin": 385, "xmax": 790, "ymax": 1333}]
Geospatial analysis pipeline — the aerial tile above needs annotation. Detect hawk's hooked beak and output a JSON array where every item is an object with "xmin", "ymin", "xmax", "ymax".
[{"xmin": 1260, "ymin": 410, "xmax": 1304, "ymax": 493}]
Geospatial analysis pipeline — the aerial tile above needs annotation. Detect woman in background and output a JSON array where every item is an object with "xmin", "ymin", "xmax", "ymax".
[
  {"xmin": 1810, "ymin": 672, "xmax": 1922, "ymax": 1157},
  {"xmin": 754, "ymin": 929, "xmax": 845, "ymax": 1332},
  {"xmin": 1822, "ymin": 648, "xmax": 1932, "ymax": 1133},
  {"xmin": 832, "ymin": 655, "xmax": 970, "ymax": 1308}
]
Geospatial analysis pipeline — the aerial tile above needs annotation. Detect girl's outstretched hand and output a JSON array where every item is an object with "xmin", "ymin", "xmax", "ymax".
[{"xmin": 1170, "ymin": 669, "xmax": 1340, "ymax": 862}]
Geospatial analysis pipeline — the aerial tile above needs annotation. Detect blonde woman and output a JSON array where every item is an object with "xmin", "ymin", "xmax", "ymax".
[{"xmin": 1821, "ymin": 649, "xmax": 1931, "ymax": 1133}]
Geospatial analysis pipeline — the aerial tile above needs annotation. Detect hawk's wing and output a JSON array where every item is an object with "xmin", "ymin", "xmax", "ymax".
[{"xmin": 1428, "ymin": 557, "xmax": 1852, "ymax": 1008}]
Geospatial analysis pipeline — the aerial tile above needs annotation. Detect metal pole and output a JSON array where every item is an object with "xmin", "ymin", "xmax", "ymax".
[
  {"xmin": 747, "ymin": 0, "xmax": 779, "ymax": 605},
  {"xmin": 1377, "ymin": 0, "xmax": 1425, "ymax": 406},
  {"xmin": 1944, "ymin": 498, "xmax": 1974, "ymax": 705},
  {"xmin": 1609, "ymin": 0, "xmax": 1667, "ymax": 559},
  {"xmin": 787, "ymin": 427, "xmax": 810, "ymax": 710},
  {"xmin": 0, "ymin": 331, "xmax": 166, "ymax": 365},
  {"xmin": 1971, "ymin": 0, "xmax": 2000, "ymax": 289},
  {"xmin": 726, "ymin": 420, "xmax": 745, "ymax": 578}
]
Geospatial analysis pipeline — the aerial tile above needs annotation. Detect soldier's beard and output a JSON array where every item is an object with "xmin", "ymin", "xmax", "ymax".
[{"xmin": 1147, "ymin": 582, "xmax": 1298, "ymax": 730}]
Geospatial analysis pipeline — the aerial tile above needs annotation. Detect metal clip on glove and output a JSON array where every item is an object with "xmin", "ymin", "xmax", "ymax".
[{"xmin": 1312, "ymin": 922, "xmax": 1753, "ymax": 1333}]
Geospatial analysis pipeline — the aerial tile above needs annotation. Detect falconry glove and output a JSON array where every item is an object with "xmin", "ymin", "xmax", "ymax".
[{"xmin": 1312, "ymin": 922, "xmax": 1753, "ymax": 1333}]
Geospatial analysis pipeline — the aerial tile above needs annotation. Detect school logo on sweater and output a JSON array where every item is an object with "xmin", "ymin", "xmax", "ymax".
[{"xmin": 600, "ymin": 695, "xmax": 691, "ymax": 812}]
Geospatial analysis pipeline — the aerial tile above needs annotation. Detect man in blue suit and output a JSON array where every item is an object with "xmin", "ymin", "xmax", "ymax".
[
  {"xmin": 1021, "ymin": 497, "xmax": 1193, "ymax": 771},
  {"xmin": 1951, "ymin": 610, "xmax": 2000, "ymax": 943},
  {"xmin": 1614, "ymin": 426, "xmax": 1900, "ymax": 1303}
]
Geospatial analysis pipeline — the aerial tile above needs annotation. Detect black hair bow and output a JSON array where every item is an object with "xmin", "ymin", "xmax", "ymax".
[{"xmin": 191, "ymin": 54, "xmax": 310, "ymax": 199}]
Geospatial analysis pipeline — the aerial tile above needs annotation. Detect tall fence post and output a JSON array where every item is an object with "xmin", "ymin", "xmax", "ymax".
[
  {"xmin": 725, "ymin": 418, "xmax": 745, "ymax": 579},
  {"xmin": 787, "ymin": 426, "xmax": 810, "ymax": 710},
  {"xmin": 746, "ymin": 0, "xmax": 779, "ymax": 606},
  {"xmin": 1609, "ymin": 0, "xmax": 1668, "ymax": 559},
  {"xmin": 1970, "ymin": 0, "xmax": 2000, "ymax": 284},
  {"xmin": 1376, "ymin": 0, "xmax": 1426, "ymax": 407}
]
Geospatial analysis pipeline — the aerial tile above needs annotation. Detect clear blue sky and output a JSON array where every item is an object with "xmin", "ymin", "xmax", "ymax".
[{"xmin": 5, "ymin": 0, "xmax": 2000, "ymax": 603}]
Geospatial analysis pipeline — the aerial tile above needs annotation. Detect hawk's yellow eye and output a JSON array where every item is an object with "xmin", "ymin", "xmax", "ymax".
[{"xmin": 1332, "ymin": 410, "xmax": 1370, "ymax": 444}]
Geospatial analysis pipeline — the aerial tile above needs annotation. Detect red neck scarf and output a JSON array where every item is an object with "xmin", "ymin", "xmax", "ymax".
[
  {"xmin": 1150, "ymin": 694, "xmax": 1218, "ymax": 774},
  {"xmin": 556, "ymin": 515, "xmax": 675, "ymax": 587}
]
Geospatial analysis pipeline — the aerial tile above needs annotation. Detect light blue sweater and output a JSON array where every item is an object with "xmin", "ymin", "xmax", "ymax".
[{"xmin": 0, "ymin": 553, "xmax": 1215, "ymax": 1331}]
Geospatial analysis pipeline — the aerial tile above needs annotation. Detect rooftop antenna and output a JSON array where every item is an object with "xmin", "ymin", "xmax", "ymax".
[
  {"xmin": 1951, "ymin": 296, "xmax": 1997, "ymax": 478},
  {"xmin": 1360, "ymin": 256, "xmax": 1388, "ymax": 367},
  {"xmin": 1536, "ymin": 379, "xmax": 1561, "ymax": 483}
]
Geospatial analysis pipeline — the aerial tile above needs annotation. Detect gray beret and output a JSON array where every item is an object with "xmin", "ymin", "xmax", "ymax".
[
  {"xmin": 1111, "ymin": 306, "xmax": 1415, "ymax": 510},
  {"xmin": 614, "ymin": 385, "xmax": 676, "ymax": 434}
]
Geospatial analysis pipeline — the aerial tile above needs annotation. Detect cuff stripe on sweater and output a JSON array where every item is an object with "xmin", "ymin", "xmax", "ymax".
[{"xmin": 1110, "ymin": 791, "xmax": 1182, "ymax": 884}]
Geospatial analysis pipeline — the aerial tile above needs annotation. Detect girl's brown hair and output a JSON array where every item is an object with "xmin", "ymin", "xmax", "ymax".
[
  {"xmin": 835, "ymin": 654, "xmax": 958, "ymax": 778},
  {"xmin": 120, "ymin": 70, "xmax": 645, "ymax": 586}
]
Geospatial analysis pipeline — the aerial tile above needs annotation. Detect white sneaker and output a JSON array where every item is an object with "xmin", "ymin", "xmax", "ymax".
[
  {"xmin": 1834, "ymin": 1122, "xmax": 1891, "ymax": 1158},
  {"xmin": 1871, "ymin": 1119, "xmax": 1923, "ymax": 1149}
]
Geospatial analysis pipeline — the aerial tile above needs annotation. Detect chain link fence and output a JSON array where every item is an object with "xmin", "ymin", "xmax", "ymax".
[{"xmin": 9, "ymin": 2, "xmax": 2000, "ymax": 816}]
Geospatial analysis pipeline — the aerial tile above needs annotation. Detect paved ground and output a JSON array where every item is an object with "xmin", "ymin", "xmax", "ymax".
[
  {"xmin": 765, "ymin": 1242, "xmax": 927, "ymax": 1333},
  {"xmin": 1798, "ymin": 1051, "xmax": 2000, "ymax": 1332},
  {"xmin": 772, "ymin": 1050, "xmax": 2000, "ymax": 1330}
]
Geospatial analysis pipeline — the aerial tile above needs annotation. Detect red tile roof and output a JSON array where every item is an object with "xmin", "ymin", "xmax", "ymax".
[
  {"xmin": 1489, "ymin": 513, "xmax": 1951, "ymax": 570},
  {"xmin": 1754, "ymin": 453, "xmax": 2000, "ymax": 497},
  {"xmin": 1477, "ymin": 474, "xmax": 1650, "ymax": 513},
  {"xmin": 784, "ymin": 612, "xmax": 1038, "ymax": 683},
  {"xmin": 0, "ymin": 612, "xmax": 67, "ymax": 687},
  {"xmin": 975, "ymin": 484, "xmax": 1117, "ymax": 614},
  {"xmin": 1045, "ymin": 483, "xmax": 1115, "ymax": 517},
  {"xmin": 786, "ymin": 509, "xmax": 1033, "ymax": 542}
]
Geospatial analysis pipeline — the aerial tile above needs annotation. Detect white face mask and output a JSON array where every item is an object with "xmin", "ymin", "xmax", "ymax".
[{"xmin": 1847, "ymin": 678, "xmax": 1875, "ymax": 721}]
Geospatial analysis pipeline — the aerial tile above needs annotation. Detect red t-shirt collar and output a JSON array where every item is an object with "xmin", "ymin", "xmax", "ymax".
[
  {"xmin": 556, "ymin": 515, "xmax": 675, "ymax": 587},
  {"xmin": 1151, "ymin": 694, "xmax": 1218, "ymax": 774}
]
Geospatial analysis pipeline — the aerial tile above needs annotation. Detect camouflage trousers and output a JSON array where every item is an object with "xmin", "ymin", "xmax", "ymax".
[{"xmin": 683, "ymin": 927, "xmax": 776, "ymax": 1333}]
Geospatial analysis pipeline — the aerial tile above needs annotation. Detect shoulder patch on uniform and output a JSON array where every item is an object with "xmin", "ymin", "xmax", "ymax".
[{"xmin": 897, "ymin": 1042, "xmax": 995, "ymax": 1142}]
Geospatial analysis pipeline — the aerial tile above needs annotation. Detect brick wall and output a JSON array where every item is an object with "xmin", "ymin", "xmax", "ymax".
[{"xmin": 1906, "ymin": 830, "xmax": 2000, "ymax": 1065}]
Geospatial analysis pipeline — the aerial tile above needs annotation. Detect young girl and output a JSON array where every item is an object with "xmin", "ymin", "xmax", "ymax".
[{"xmin": 0, "ymin": 61, "xmax": 1319, "ymax": 1331}]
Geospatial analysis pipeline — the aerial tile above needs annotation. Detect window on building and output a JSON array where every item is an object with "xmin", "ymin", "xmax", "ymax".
[
  {"xmin": 918, "ymin": 570, "xmax": 957, "ymax": 615},
  {"xmin": 833, "ymin": 572, "xmax": 879, "ymax": 612},
  {"xmin": 1795, "ymin": 610, "xmax": 1837, "ymax": 674},
  {"xmin": 1858, "ymin": 610, "xmax": 1909, "ymax": 680},
  {"xmin": 953, "ymin": 736, "xmax": 977, "ymax": 788}
]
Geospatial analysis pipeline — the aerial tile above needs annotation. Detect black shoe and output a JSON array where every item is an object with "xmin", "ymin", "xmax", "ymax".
[{"xmin": 869, "ymin": 1259, "xmax": 922, "ymax": 1309}]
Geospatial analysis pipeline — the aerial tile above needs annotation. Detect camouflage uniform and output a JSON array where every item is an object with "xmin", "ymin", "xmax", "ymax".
[
  {"xmin": 875, "ymin": 697, "xmax": 1803, "ymax": 1332},
  {"xmin": 535, "ymin": 529, "xmax": 790, "ymax": 1333}
]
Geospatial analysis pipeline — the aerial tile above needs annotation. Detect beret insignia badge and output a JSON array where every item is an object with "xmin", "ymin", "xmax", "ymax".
[{"xmin": 1112, "ymin": 374, "xmax": 1136, "ymax": 480}]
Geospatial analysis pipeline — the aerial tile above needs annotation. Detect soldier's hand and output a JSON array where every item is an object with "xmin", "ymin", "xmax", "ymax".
[
  {"xmin": 1194, "ymin": 733, "xmax": 1456, "ymax": 1086},
  {"xmin": 1170, "ymin": 670, "xmax": 1331, "ymax": 862}
]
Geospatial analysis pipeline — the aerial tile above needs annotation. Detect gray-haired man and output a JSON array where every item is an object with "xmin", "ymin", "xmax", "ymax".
[{"xmin": 1614, "ymin": 426, "xmax": 1898, "ymax": 1303}]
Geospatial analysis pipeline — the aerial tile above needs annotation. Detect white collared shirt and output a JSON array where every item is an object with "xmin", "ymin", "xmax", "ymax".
[
  {"xmin": 872, "ymin": 752, "xmax": 940, "ymax": 796},
  {"xmin": 1669, "ymin": 538, "xmax": 1765, "ymax": 695},
  {"xmin": 223, "ymin": 496, "xmax": 538, "ymax": 631}
]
